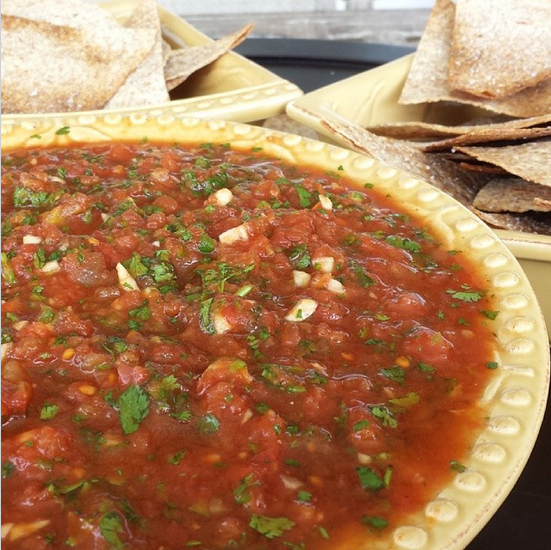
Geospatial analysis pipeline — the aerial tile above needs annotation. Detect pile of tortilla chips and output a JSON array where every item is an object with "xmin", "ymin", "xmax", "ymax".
[
  {"xmin": 320, "ymin": 0, "xmax": 551, "ymax": 235},
  {"xmin": 0, "ymin": 0, "xmax": 252, "ymax": 114}
]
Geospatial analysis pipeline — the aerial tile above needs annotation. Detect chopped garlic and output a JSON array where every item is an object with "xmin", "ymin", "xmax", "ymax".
[
  {"xmin": 213, "ymin": 311, "xmax": 232, "ymax": 334},
  {"xmin": 318, "ymin": 195, "xmax": 333, "ymax": 211},
  {"xmin": 116, "ymin": 263, "xmax": 138, "ymax": 291},
  {"xmin": 212, "ymin": 188, "xmax": 233, "ymax": 206},
  {"xmin": 9, "ymin": 519, "xmax": 50, "ymax": 541},
  {"xmin": 22, "ymin": 235, "xmax": 42, "ymax": 244},
  {"xmin": 292, "ymin": 270, "xmax": 311, "ymax": 287},
  {"xmin": 13, "ymin": 321, "xmax": 29, "ymax": 331},
  {"xmin": 41, "ymin": 260, "xmax": 60, "ymax": 273},
  {"xmin": 285, "ymin": 298, "xmax": 318, "ymax": 322},
  {"xmin": 327, "ymin": 278, "xmax": 345, "ymax": 295},
  {"xmin": 313, "ymin": 256, "xmax": 334, "ymax": 273},
  {"xmin": 219, "ymin": 223, "xmax": 249, "ymax": 244},
  {"xmin": 1, "ymin": 343, "xmax": 13, "ymax": 362}
]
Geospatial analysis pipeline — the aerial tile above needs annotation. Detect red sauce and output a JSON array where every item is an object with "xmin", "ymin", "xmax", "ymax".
[{"xmin": 1, "ymin": 142, "xmax": 498, "ymax": 549}]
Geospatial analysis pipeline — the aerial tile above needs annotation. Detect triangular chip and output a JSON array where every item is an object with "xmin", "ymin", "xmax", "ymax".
[
  {"xmin": 399, "ymin": 0, "xmax": 551, "ymax": 118},
  {"xmin": 423, "ymin": 126, "xmax": 551, "ymax": 153},
  {"xmin": 456, "ymin": 141, "xmax": 551, "ymax": 188},
  {"xmin": 368, "ymin": 114, "xmax": 551, "ymax": 141},
  {"xmin": 473, "ymin": 177, "xmax": 551, "ymax": 213},
  {"xmin": 106, "ymin": 0, "xmax": 169, "ymax": 109},
  {"xmin": 306, "ymin": 107, "xmax": 488, "ymax": 208},
  {"xmin": 475, "ymin": 210, "xmax": 551, "ymax": 235},
  {"xmin": 0, "ymin": 14, "xmax": 156, "ymax": 114},
  {"xmin": 448, "ymin": 0, "xmax": 551, "ymax": 99},
  {"xmin": 165, "ymin": 24, "xmax": 253, "ymax": 91},
  {"xmin": 1, "ymin": 0, "xmax": 122, "ymax": 30}
]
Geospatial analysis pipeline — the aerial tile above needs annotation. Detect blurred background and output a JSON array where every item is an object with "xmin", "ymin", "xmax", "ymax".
[{"xmin": 98, "ymin": 0, "xmax": 435, "ymax": 47}]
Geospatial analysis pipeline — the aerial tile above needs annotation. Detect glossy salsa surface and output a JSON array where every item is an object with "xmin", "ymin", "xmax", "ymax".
[{"xmin": 1, "ymin": 141, "xmax": 497, "ymax": 549}]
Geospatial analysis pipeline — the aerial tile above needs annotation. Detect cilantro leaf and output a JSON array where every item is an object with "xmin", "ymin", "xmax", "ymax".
[
  {"xmin": 40, "ymin": 404, "xmax": 59, "ymax": 420},
  {"xmin": 446, "ymin": 289, "xmax": 484, "ymax": 302},
  {"xmin": 117, "ymin": 385, "xmax": 150, "ymax": 435},
  {"xmin": 99, "ymin": 512, "xmax": 125, "ymax": 549},
  {"xmin": 385, "ymin": 235, "xmax": 421, "ymax": 253},
  {"xmin": 249, "ymin": 514, "xmax": 295, "ymax": 539},
  {"xmin": 356, "ymin": 467, "xmax": 385, "ymax": 492}
]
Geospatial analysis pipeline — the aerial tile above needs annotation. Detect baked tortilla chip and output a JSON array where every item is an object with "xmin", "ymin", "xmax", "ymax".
[
  {"xmin": 475, "ymin": 210, "xmax": 551, "ymax": 236},
  {"xmin": 473, "ymin": 177, "xmax": 551, "ymax": 213},
  {"xmin": 106, "ymin": 0, "xmax": 169, "ymax": 109},
  {"xmin": 423, "ymin": 126, "xmax": 551, "ymax": 153},
  {"xmin": 399, "ymin": 0, "xmax": 551, "ymax": 118},
  {"xmin": 1, "ymin": 0, "xmax": 122, "ymax": 31},
  {"xmin": 369, "ymin": 114, "xmax": 551, "ymax": 141},
  {"xmin": 308, "ymin": 107, "xmax": 488, "ymax": 207},
  {"xmin": 1, "ymin": 15, "xmax": 156, "ymax": 114},
  {"xmin": 449, "ymin": 0, "xmax": 551, "ymax": 99},
  {"xmin": 456, "ymin": 141, "xmax": 551, "ymax": 188},
  {"xmin": 165, "ymin": 24, "xmax": 253, "ymax": 91}
]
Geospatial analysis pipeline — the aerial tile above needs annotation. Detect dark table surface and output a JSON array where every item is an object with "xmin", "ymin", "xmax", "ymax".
[{"xmin": 235, "ymin": 38, "xmax": 551, "ymax": 550}]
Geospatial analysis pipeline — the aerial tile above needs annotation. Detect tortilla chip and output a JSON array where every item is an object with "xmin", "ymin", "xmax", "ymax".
[
  {"xmin": 106, "ymin": 0, "xmax": 169, "ymax": 109},
  {"xmin": 456, "ymin": 140, "xmax": 551, "ymax": 188},
  {"xmin": 423, "ymin": 126, "xmax": 551, "ymax": 153},
  {"xmin": 473, "ymin": 177, "xmax": 551, "ymax": 213},
  {"xmin": 0, "ymin": 15, "xmax": 156, "ymax": 114},
  {"xmin": 399, "ymin": 0, "xmax": 551, "ymax": 118},
  {"xmin": 368, "ymin": 114, "xmax": 551, "ymax": 140},
  {"xmin": 1, "ymin": 0, "xmax": 122, "ymax": 30},
  {"xmin": 308, "ymin": 107, "xmax": 488, "ymax": 207},
  {"xmin": 448, "ymin": 0, "xmax": 551, "ymax": 99},
  {"xmin": 165, "ymin": 24, "xmax": 253, "ymax": 91},
  {"xmin": 475, "ymin": 210, "xmax": 551, "ymax": 236}
]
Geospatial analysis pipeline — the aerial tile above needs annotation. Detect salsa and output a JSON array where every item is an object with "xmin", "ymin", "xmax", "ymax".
[{"xmin": 1, "ymin": 141, "xmax": 498, "ymax": 549}]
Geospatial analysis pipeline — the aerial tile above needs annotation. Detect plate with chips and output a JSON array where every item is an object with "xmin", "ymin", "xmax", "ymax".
[
  {"xmin": 0, "ymin": 0, "xmax": 303, "ymax": 122},
  {"xmin": 287, "ymin": 0, "xmax": 551, "ymax": 334}
]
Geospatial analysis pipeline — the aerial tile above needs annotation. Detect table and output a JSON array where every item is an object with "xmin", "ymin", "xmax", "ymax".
[{"xmin": 235, "ymin": 38, "xmax": 551, "ymax": 550}]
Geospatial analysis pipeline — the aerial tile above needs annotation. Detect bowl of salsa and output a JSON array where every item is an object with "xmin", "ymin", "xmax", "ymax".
[{"xmin": 1, "ymin": 114, "xmax": 548, "ymax": 549}]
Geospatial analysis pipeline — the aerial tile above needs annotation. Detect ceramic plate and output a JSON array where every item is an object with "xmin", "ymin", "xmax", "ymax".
[
  {"xmin": 2, "ymin": 113, "xmax": 549, "ymax": 549},
  {"xmin": 286, "ymin": 54, "xmax": 551, "ymax": 336},
  {"xmin": 1, "ymin": 0, "xmax": 303, "ymax": 124}
]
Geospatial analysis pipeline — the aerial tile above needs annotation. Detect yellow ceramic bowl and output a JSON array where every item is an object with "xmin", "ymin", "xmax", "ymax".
[
  {"xmin": 286, "ymin": 54, "xmax": 551, "ymax": 337},
  {"xmin": 1, "ymin": 114, "xmax": 549, "ymax": 549}
]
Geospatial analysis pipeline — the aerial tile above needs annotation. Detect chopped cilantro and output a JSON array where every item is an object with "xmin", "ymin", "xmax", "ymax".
[
  {"xmin": 197, "ymin": 413, "xmax": 220, "ymax": 435},
  {"xmin": 2, "ymin": 461, "xmax": 15, "ymax": 479},
  {"xmin": 356, "ymin": 466, "xmax": 385, "ymax": 492},
  {"xmin": 353, "ymin": 419, "xmax": 370, "ymax": 432},
  {"xmin": 380, "ymin": 366, "xmax": 406, "ymax": 385},
  {"xmin": 486, "ymin": 361, "xmax": 499, "ymax": 370},
  {"xmin": 446, "ymin": 289, "xmax": 485, "ymax": 302},
  {"xmin": 40, "ymin": 404, "xmax": 59, "ymax": 420},
  {"xmin": 1, "ymin": 253, "xmax": 16, "ymax": 285},
  {"xmin": 287, "ymin": 244, "xmax": 311, "ymax": 270},
  {"xmin": 198, "ymin": 298, "xmax": 215, "ymax": 334},
  {"xmin": 480, "ymin": 310, "xmax": 499, "ymax": 320},
  {"xmin": 450, "ymin": 460, "xmax": 467, "ymax": 473},
  {"xmin": 249, "ymin": 514, "xmax": 295, "ymax": 539},
  {"xmin": 369, "ymin": 405, "xmax": 397, "ymax": 428},
  {"xmin": 99, "ymin": 512, "xmax": 125, "ymax": 549},
  {"xmin": 297, "ymin": 490, "xmax": 312, "ymax": 503},
  {"xmin": 362, "ymin": 515, "xmax": 389, "ymax": 530},
  {"xmin": 385, "ymin": 235, "xmax": 421, "ymax": 253},
  {"xmin": 295, "ymin": 186, "xmax": 313, "ymax": 207},
  {"xmin": 55, "ymin": 126, "xmax": 71, "ymax": 135},
  {"xmin": 349, "ymin": 260, "xmax": 376, "ymax": 288},
  {"xmin": 117, "ymin": 385, "xmax": 150, "ymax": 435}
]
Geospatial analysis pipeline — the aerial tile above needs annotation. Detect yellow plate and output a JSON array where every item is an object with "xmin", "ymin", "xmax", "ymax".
[
  {"xmin": 286, "ymin": 54, "xmax": 551, "ymax": 336},
  {"xmin": 2, "ymin": 113, "xmax": 549, "ymax": 549},
  {"xmin": 1, "ymin": 0, "xmax": 303, "ymax": 123}
]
